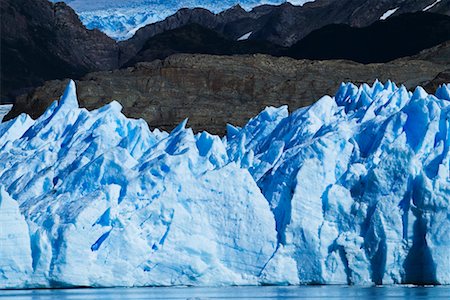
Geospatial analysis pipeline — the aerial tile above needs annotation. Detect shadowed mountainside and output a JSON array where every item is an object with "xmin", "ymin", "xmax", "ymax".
[
  {"xmin": 287, "ymin": 12, "xmax": 450, "ymax": 63},
  {"xmin": 122, "ymin": 23, "xmax": 286, "ymax": 67},
  {"xmin": 124, "ymin": 12, "xmax": 450, "ymax": 66},
  {"xmin": 0, "ymin": 0, "xmax": 118, "ymax": 101},
  {"xmin": 118, "ymin": 0, "xmax": 450, "ymax": 64}
]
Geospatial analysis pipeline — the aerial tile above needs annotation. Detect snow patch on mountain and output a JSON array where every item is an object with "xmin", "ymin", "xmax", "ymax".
[
  {"xmin": 380, "ymin": 7, "xmax": 399, "ymax": 20},
  {"xmin": 423, "ymin": 0, "xmax": 442, "ymax": 11},
  {"xmin": 238, "ymin": 31, "xmax": 253, "ymax": 41},
  {"xmin": 1, "ymin": 80, "xmax": 450, "ymax": 288}
]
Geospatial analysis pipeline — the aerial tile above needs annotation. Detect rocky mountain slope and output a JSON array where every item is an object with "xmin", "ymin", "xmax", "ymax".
[
  {"xmin": 123, "ymin": 12, "xmax": 450, "ymax": 66},
  {"xmin": 118, "ymin": 0, "xmax": 450, "ymax": 64},
  {"xmin": 0, "ymin": 0, "xmax": 118, "ymax": 100},
  {"xmin": 122, "ymin": 23, "xmax": 286, "ymax": 67},
  {"xmin": 6, "ymin": 43, "xmax": 449, "ymax": 134},
  {"xmin": 288, "ymin": 12, "xmax": 450, "ymax": 63}
]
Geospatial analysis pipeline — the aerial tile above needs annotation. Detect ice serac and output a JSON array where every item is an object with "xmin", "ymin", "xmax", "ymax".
[
  {"xmin": 1, "ymin": 80, "xmax": 450, "ymax": 288},
  {"xmin": 0, "ymin": 80, "xmax": 277, "ymax": 288},
  {"xmin": 0, "ymin": 188, "xmax": 33, "ymax": 288},
  {"xmin": 228, "ymin": 81, "xmax": 450, "ymax": 285}
]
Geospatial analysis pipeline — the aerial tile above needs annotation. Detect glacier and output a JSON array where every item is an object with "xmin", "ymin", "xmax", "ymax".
[
  {"xmin": 0, "ymin": 80, "xmax": 450, "ymax": 288},
  {"xmin": 50, "ymin": 1, "xmax": 315, "ymax": 40}
]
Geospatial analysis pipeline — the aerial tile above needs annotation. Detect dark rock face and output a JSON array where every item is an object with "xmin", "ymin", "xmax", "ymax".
[
  {"xmin": 251, "ymin": 0, "xmax": 450, "ymax": 46},
  {"xmin": 0, "ymin": 0, "xmax": 119, "ymax": 101},
  {"xmin": 119, "ymin": 0, "xmax": 450, "ymax": 63},
  {"xmin": 124, "ymin": 12, "xmax": 450, "ymax": 66},
  {"xmin": 118, "ymin": 7, "xmax": 238, "ymax": 65},
  {"xmin": 288, "ymin": 12, "xmax": 450, "ymax": 63},
  {"xmin": 123, "ymin": 23, "xmax": 286, "ymax": 67},
  {"xmin": 6, "ymin": 49, "xmax": 449, "ymax": 135}
]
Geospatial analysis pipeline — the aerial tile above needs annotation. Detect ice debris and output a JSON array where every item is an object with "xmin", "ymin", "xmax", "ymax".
[{"xmin": 0, "ymin": 80, "xmax": 449, "ymax": 288}]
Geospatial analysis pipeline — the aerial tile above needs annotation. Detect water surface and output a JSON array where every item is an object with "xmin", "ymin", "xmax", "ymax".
[{"xmin": 1, "ymin": 286, "xmax": 449, "ymax": 300}]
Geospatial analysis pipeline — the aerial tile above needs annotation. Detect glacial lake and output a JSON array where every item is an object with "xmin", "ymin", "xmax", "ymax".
[{"xmin": 1, "ymin": 286, "xmax": 449, "ymax": 300}]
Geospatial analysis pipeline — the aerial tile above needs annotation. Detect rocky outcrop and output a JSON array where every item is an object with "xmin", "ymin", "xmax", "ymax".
[
  {"xmin": 6, "ymin": 50, "xmax": 449, "ymax": 135},
  {"xmin": 0, "ymin": 0, "xmax": 119, "ymax": 101}
]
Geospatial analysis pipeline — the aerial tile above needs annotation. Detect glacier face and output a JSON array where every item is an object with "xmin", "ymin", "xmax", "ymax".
[
  {"xmin": 50, "ymin": 1, "xmax": 315, "ymax": 40},
  {"xmin": 1, "ymin": 80, "xmax": 450, "ymax": 288},
  {"xmin": 228, "ymin": 82, "xmax": 450, "ymax": 285},
  {"xmin": 0, "ymin": 81, "xmax": 277, "ymax": 288}
]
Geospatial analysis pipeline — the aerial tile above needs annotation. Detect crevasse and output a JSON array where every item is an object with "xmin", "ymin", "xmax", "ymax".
[{"xmin": 0, "ymin": 80, "xmax": 449, "ymax": 288}]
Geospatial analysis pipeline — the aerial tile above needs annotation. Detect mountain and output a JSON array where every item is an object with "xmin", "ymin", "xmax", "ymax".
[
  {"xmin": 2, "ymin": 0, "xmax": 450, "ymax": 105},
  {"xmin": 118, "ymin": 0, "xmax": 450, "ymax": 63},
  {"xmin": 121, "ymin": 12, "xmax": 450, "ymax": 66},
  {"xmin": 288, "ymin": 12, "xmax": 450, "ymax": 63},
  {"xmin": 7, "ymin": 41, "xmax": 450, "ymax": 134},
  {"xmin": 49, "ymin": 1, "xmax": 315, "ymax": 40},
  {"xmin": 122, "ymin": 23, "xmax": 286, "ymax": 67},
  {"xmin": 0, "ymin": 0, "xmax": 119, "ymax": 101},
  {"xmin": 1, "ymin": 80, "xmax": 449, "ymax": 288}
]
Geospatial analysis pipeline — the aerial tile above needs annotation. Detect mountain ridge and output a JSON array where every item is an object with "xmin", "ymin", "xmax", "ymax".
[
  {"xmin": 2, "ymin": 0, "xmax": 450, "ymax": 105},
  {"xmin": 122, "ymin": 12, "xmax": 450, "ymax": 66},
  {"xmin": 118, "ymin": 0, "xmax": 450, "ymax": 63},
  {"xmin": 49, "ymin": 1, "xmax": 315, "ymax": 40},
  {"xmin": 6, "ymin": 44, "xmax": 449, "ymax": 134}
]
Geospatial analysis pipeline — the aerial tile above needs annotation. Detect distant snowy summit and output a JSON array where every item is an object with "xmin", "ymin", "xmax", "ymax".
[
  {"xmin": 49, "ymin": 0, "xmax": 450, "ymax": 42},
  {"xmin": 50, "ymin": 1, "xmax": 314, "ymax": 40},
  {"xmin": 1, "ymin": 80, "xmax": 450, "ymax": 288}
]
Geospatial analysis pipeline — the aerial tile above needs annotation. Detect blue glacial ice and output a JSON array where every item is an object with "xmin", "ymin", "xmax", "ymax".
[{"xmin": 0, "ymin": 80, "xmax": 449, "ymax": 288}]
